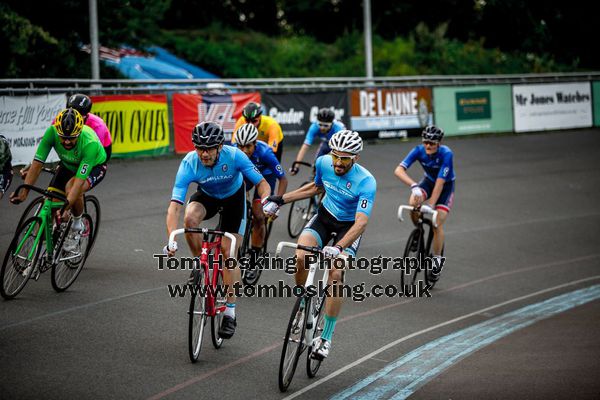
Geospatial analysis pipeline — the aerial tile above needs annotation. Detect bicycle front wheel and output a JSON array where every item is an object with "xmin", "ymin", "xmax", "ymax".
[
  {"xmin": 189, "ymin": 267, "xmax": 208, "ymax": 362},
  {"xmin": 287, "ymin": 193, "xmax": 313, "ymax": 238},
  {"xmin": 279, "ymin": 296, "xmax": 310, "ymax": 392},
  {"xmin": 51, "ymin": 214, "xmax": 93, "ymax": 292},
  {"xmin": 17, "ymin": 196, "xmax": 44, "ymax": 229},
  {"xmin": 1, "ymin": 217, "xmax": 43, "ymax": 299},
  {"xmin": 401, "ymin": 228, "xmax": 423, "ymax": 288}
]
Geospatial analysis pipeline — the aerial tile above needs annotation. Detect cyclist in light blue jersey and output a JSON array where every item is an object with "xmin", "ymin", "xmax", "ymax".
[
  {"xmin": 262, "ymin": 130, "xmax": 376, "ymax": 361},
  {"xmin": 234, "ymin": 123, "xmax": 288, "ymax": 276},
  {"xmin": 289, "ymin": 108, "xmax": 346, "ymax": 175},
  {"xmin": 165, "ymin": 122, "xmax": 272, "ymax": 340},
  {"xmin": 394, "ymin": 125, "xmax": 455, "ymax": 282}
]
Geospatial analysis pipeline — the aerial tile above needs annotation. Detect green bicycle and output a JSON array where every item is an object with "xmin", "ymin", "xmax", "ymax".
[{"xmin": 1, "ymin": 184, "xmax": 94, "ymax": 299}]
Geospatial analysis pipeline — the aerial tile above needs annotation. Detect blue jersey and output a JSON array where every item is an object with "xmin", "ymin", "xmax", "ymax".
[
  {"xmin": 171, "ymin": 145, "xmax": 263, "ymax": 203},
  {"xmin": 314, "ymin": 155, "xmax": 377, "ymax": 222},
  {"xmin": 304, "ymin": 120, "xmax": 345, "ymax": 146},
  {"xmin": 400, "ymin": 144, "xmax": 455, "ymax": 182},
  {"xmin": 234, "ymin": 141, "xmax": 285, "ymax": 178}
]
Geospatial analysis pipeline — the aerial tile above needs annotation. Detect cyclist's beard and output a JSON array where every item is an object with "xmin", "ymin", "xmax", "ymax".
[
  {"xmin": 201, "ymin": 151, "xmax": 220, "ymax": 167},
  {"xmin": 334, "ymin": 162, "xmax": 352, "ymax": 176},
  {"xmin": 62, "ymin": 142, "xmax": 75, "ymax": 150}
]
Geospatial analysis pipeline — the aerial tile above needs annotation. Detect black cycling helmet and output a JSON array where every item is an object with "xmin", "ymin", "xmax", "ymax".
[
  {"xmin": 54, "ymin": 108, "xmax": 84, "ymax": 138},
  {"xmin": 422, "ymin": 125, "xmax": 444, "ymax": 142},
  {"xmin": 317, "ymin": 108, "xmax": 335, "ymax": 123},
  {"xmin": 242, "ymin": 102, "xmax": 263, "ymax": 121},
  {"xmin": 66, "ymin": 94, "xmax": 92, "ymax": 117},
  {"xmin": 191, "ymin": 122, "xmax": 225, "ymax": 148}
]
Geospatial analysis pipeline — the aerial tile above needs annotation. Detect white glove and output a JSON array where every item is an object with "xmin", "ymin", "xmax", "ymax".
[
  {"xmin": 420, "ymin": 204, "xmax": 434, "ymax": 215},
  {"xmin": 322, "ymin": 245, "xmax": 342, "ymax": 258},
  {"xmin": 411, "ymin": 184, "xmax": 423, "ymax": 199},
  {"xmin": 163, "ymin": 241, "xmax": 178, "ymax": 255}
]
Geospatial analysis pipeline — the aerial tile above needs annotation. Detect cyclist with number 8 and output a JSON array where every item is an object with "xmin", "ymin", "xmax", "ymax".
[
  {"xmin": 262, "ymin": 130, "xmax": 377, "ymax": 360},
  {"xmin": 394, "ymin": 125, "xmax": 455, "ymax": 282},
  {"xmin": 9, "ymin": 108, "xmax": 107, "ymax": 254}
]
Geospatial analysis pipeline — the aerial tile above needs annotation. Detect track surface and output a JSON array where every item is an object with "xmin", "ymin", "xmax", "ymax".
[{"xmin": 1, "ymin": 129, "xmax": 599, "ymax": 399}]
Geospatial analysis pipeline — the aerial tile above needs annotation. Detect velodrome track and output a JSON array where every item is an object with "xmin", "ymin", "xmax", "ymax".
[{"xmin": 1, "ymin": 129, "xmax": 599, "ymax": 399}]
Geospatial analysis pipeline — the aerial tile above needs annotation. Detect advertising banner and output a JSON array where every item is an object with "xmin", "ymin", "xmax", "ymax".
[
  {"xmin": 90, "ymin": 94, "xmax": 169, "ymax": 158},
  {"xmin": 0, "ymin": 94, "xmax": 64, "ymax": 165},
  {"xmin": 593, "ymin": 81, "xmax": 600, "ymax": 127},
  {"xmin": 513, "ymin": 82, "xmax": 592, "ymax": 132},
  {"xmin": 348, "ymin": 88, "xmax": 433, "ymax": 139},
  {"xmin": 433, "ymin": 85, "xmax": 513, "ymax": 135},
  {"xmin": 261, "ymin": 91, "xmax": 349, "ymax": 145},
  {"xmin": 172, "ymin": 92, "xmax": 261, "ymax": 153}
]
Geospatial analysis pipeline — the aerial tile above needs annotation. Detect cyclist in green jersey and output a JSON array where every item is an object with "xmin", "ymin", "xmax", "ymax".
[{"xmin": 10, "ymin": 108, "xmax": 107, "ymax": 252}]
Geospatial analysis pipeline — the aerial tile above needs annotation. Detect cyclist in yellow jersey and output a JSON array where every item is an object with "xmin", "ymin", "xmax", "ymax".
[{"xmin": 233, "ymin": 102, "xmax": 284, "ymax": 161}]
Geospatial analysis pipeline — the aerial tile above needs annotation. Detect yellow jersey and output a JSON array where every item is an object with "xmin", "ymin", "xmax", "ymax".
[{"xmin": 233, "ymin": 115, "xmax": 283, "ymax": 152}]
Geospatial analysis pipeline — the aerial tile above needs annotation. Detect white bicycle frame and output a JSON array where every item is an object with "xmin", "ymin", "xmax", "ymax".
[
  {"xmin": 276, "ymin": 241, "xmax": 347, "ymax": 346},
  {"xmin": 397, "ymin": 204, "xmax": 439, "ymax": 228}
]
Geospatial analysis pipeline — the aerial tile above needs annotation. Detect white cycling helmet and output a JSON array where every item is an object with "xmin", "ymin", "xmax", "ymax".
[
  {"xmin": 235, "ymin": 123, "xmax": 259, "ymax": 146},
  {"xmin": 328, "ymin": 130, "xmax": 363, "ymax": 154}
]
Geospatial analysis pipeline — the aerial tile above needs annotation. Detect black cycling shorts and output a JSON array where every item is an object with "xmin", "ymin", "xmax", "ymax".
[
  {"xmin": 49, "ymin": 162, "xmax": 107, "ymax": 194},
  {"xmin": 189, "ymin": 184, "xmax": 246, "ymax": 235},
  {"xmin": 302, "ymin": 205, "xmax": 362, "ymax": 256}
]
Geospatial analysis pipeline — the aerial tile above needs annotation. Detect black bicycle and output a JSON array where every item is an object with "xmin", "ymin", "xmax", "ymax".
[
  {"xmin": 17, "ymin": 167, "xmax": 101, "ymax": 251},
  {"xmin": 398, "ymin": 204, "xmax": 444, "ymax": 289},
  {"xmin": 238, "ymin": 200, "xmax": 273, "ymax": 286},
  {"xmin": 286, "ymin": 161, "xmax": 320, "ymax": 238}
]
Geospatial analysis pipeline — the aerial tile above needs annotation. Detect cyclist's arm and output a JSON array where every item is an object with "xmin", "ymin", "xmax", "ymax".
[
  {"xmin": 337, "ymin": 212, "xmax": 369, "ymax": 250},
  {"xmin": 294, "ymin": 144, "xmax": 311, "ymax": 164},
  {"xmin": 256, "ymin": 179, "xmax": 271, "ymax": 200},
  {"xmin": 394, "ymin": 165, "xmax": 418, "ymax": 187},
  {"xmin": 276, "ymin": 175, "xmax": 288, "ymax": 196},
  {"xmin": 282, "ymin": 181, "xmax": 324, "ymax": 204},
  {"xmin": 166, "ymin": 201, "xmax": 183, "ymax": 240},
  {"xmin": 395, "ymin": 147, "xmax": 420, "ymax": 186},
  {"xmin": 266, "ymin": 123, "xmax": 282, "ymax": 152}
]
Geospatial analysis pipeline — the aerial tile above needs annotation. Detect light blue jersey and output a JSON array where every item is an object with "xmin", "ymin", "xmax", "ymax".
[
  {"xmin": 171, "ymin": 145, "xmax": 263, "ymax": 203},
  {"xmin": 314, "ymin": 154, "xmax": 377, "ymax": 222},
  {"xmin": 304, "ymin": 120, "xmax": 346, "ymax": 146}
]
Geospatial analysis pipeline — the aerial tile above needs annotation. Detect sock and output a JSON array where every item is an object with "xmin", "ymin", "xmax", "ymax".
[
  {"xmin": 432, "ymin": 255, "xmax": 443, "ymax": 274},
  {"xmin": 224, "ymin": 302, "xmax": 236, "ymax": 318},
  {"xmin": 72, "ymin": 215, "xmax": 83, "ymax": 232},
  {"xmin": 321, "ymin": 315, "xmax": 337, "ymax": 342}
]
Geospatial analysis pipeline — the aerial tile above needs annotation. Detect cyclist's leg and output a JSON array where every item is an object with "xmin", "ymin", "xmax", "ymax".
[
  {"xmin": 295, "ymin": 212, "xmax": 326, "ymax": 286},
  {"xmin": 185, "ymin": 191, "xmax": 215, "ymax": 256},
  {"xmin": 432, "ymin": 181, "xmax": 454, "ymax": 256},
  {"xmin": 64, "ymin": 164, "xmax": 107, "ymax": 216}
]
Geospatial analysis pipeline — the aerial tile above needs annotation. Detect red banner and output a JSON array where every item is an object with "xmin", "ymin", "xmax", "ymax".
[{"xmin": 172, "ymin": 92, "xmax": 261, "ymax": 153}]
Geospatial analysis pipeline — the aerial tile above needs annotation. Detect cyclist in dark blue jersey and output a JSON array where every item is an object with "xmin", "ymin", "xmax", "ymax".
[
  {"xmin": 263, "ymin": 130, "xmax": 376, "ymax": 361},
  {"xmin": 289, "ymin": 108, "xmax": 346, "ymax": 175},
  {"xmin": 395, "ymin": 125, "xmax": 455, "ymax": 281},
  {"xmin": 233, "ymin": 123, "xmax": 288, "ymax": 274},
  {"xmin": 165, "ymin": 122, "xmax": 272, "ymax": 339}
]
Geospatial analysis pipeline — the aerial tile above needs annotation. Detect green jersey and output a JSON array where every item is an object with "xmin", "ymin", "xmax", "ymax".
[{"xmin": 35, "ymin": 125, "xmax": 107, "ymax": 180}]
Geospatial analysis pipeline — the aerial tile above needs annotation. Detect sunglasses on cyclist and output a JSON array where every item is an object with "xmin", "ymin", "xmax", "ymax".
[
  {"xmin": 194, "ymin": 145, "xmax": 218, "ymax": 153},
  {"xmin": 58, "ymin": 134, "xmax": 80, "ymax": 141},
  {"xmin": 245, "ymin": 117, "xmax": 259, "ymax": 124},
  {"xmin": 331, "ymin": 152, "xmax": 356, "ymax": 164},
  {"xmin": 422, "ymin": 140, "xmax": 438, "ymax": 146}
]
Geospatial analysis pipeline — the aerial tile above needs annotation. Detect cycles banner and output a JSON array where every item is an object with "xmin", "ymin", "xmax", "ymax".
[
  {"xmin": 172, "ymin": 92, "xmax": 261, "ymax": 153},
  {"xmin": 91, "ymin": 94, "xmax": 170, "ymax": 158},
  {"xmin": 512, "ymin": 82, "xmax": 592, "ymax": 132},
  {"xmin": 348, "ymin": 88, "xmax": 433, "ymax": 139},
  {"xmin": 0, "ymin": 94, "xmax": 64, "ymax": 165},
  {"xmin": 261, "ymin": 91, "xmax": 349, "ymax": 146},
  {"xmin": 433, "ymin": 85, "xmax": 513, "ymax": 135},
  {"xmin": 593, "ymin": 81, "xmax": 600, "ymax": 127}
]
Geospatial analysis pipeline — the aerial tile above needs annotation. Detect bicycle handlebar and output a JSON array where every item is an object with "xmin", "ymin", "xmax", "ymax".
[
  {"xmin": 291, "ymin": 161, "xmax": 313, "ymax": 170},
  {"xmin": 12, "ymin": 184, "xmax": 69, "ymax": 204},
  {"xmin": 275, "ymin": 241, "xmax": 348, "ymax": 260},
  {"xmin": 397, "ymin": 204, "xmax": 438, "ymax": 228},
  {"xmin": 169, "ymin": 228, "xmax": 237, "ymax": 258}
]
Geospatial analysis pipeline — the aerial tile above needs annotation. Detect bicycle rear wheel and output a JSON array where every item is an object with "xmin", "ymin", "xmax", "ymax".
[
  {"xmin": 287, "ymin": 186, "xmax": 313, "ymax": 238},
  {"xmin": 279, "ymin": 296, "xmax": 310, "ymax": 392},
  {"xmin": 401, "ymin": 228, "xmax": 423, "ymax": 288},
  {"xmin": 1, "ymin": 217, "xmax": 43, "ymax": 299},
  {"xmin": 84, "ymin": 195, "xmax": 101, "ymax": 252},
  {"xmin": 189, "ymin": 266, "xmax": 208, "ymax": 362},
  {"xmin": 51, "ymin": 214, "xmax": 93, "ymax": 292},
  {"xmin": 211, "ymin": 268, "xmax": 226, "ymax": 349},
  {"xmin": 307, "ymin": 295, "xmax": 327, "ymax": 377}
]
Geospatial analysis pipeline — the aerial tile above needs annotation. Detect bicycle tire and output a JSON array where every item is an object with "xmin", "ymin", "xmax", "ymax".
[
  {"xmin": 210, "ymin": 267, "xmax": 225, "ymax": 349},
  {"xmin": 306, "ymin": 295, "xmax": 327, "ymax": 377},
  {"xmin": 188, "ymin": 266, "xmax": 208, "ymax": 363},
  {"xmin": 279, "ymin": 296, "xmax": 310, "ymax": 392},
  {"xmin": 401, "ymin": 228, "xmax": 423, "ymax": 288},
  {"xmin": 51, "ymin": 214, "xmax": 93, "ymax": 292},
  {"xmin": 287, "ymin": 182, "xmax": 313, "ymax": 238},
  {"xmin": 84, "ymin": 195, "xmax": 101, "ymax": 252},
  {"xmin": 0, "ymin": 217, "xmax": 43, "ymax": 300},
  {"xmin": 16, "ymin": 196, "xmax": 44, "ymax": 229}
]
